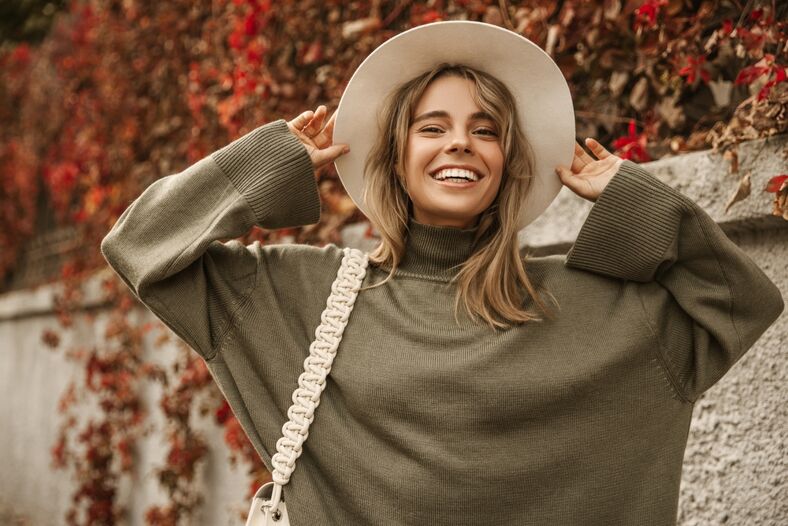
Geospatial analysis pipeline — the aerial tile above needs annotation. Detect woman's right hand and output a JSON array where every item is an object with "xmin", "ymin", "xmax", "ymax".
[{"xmin": 286, "ymin": 105, "xmax": 349, "ymax": 175}]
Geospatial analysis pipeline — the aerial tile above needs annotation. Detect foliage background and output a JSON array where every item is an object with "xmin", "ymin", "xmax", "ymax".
[{"xmin": 0, "ymin": 0, "xmax": 785, "ymax": 524}]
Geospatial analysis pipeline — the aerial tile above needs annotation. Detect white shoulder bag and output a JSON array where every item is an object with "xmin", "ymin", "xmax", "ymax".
[{"xmin": 245, "ymin": 246, "xmax": 369, "ymax": 525}]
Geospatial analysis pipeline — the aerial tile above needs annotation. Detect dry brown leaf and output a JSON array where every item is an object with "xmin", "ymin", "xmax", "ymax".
[
  {"xmin": 342, "ymin": 17, "xmax": 381, "ymax": 40},
  {"xmin": 666, "ymin": 0, "xmax": 684, "ymax": 16},
  {"xmin": 773, "ymin": 179, "xmax": 788, "ymax": 220},
  {"xmin": 724, "ymin": 171, "xmax": 751, "ymax": 214},
  {"xmin": 723, "ymin": 148, "xmax": 738, "ymax": 174},
  {"xmin": 483, "ymin": 6, "xmax": 504, "ymax": 26},
  {"xmin": 545, "ymin": 24, "xmax": 561, "ymax": 56},
  {"xmin": 629, "ymin": 77, "xmax": 649, "ymax": 112},
  {"xmin": 609, "ymin": 71, "xmax": 629, "ymax": 97},
  {"xmin": 708, "ymin": 79, "xmax": 733, "ymax": 107},
  {"xmin": 603, "ymin": 0, "xmax": 621, "ymax": 20},
  {"xmin": 657, "ymin": 95, "xmax": 685, "ymax": 130}
]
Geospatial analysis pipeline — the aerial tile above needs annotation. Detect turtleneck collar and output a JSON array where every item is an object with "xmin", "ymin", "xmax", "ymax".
[{"xmin": 379, "ymin": 216, "xmax": 480, "ymax": 281}]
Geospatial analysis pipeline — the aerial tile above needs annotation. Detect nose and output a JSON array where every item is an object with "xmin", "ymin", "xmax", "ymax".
[{"xmin": 446, "ymin": 132, "xmax": 473, "ymax": 154}]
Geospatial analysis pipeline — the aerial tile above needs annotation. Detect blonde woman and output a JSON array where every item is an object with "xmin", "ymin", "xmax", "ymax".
[{"xmin": 101, "ymin": 22, "xmax": 783, "ymax": 525}]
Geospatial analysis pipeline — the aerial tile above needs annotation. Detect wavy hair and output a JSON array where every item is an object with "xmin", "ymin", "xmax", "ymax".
[{"xmin": 359, "ymin": 63, "xmax": 559, "ymax": 330}]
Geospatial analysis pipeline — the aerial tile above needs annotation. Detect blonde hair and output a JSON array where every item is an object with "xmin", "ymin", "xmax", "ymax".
[{"xmin": 360, "ymin": 63, "xmax": 559, "ymax": 330}]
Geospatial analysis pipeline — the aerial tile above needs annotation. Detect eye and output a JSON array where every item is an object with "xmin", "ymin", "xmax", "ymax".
[
  {"xmin": 475, "ymin": 128, "xmax": 498, "ymax": 137},
  {"xmin": 419, "ymin": 126, "xmax": 443, "ymax": 133}
]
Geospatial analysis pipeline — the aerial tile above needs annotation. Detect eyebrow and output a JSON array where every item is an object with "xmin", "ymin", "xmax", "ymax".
[{"xmin": 411, "ymin": 110, "xmax": 496, "ymax": 125}]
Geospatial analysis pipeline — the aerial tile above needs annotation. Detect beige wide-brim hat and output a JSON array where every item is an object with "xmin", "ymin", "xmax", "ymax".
[{"xmin": 333, "ymin": 20, "xmax": 575, "ymax": 231}]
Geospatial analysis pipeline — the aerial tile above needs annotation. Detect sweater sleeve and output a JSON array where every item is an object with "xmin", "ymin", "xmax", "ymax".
[
  {"xmin": 565, "ymin": 160, "xmax": 784, "ymax": 402},
  {"xmin": 100, "ymin": 119, "xmax": 320, "ymax": 360}
]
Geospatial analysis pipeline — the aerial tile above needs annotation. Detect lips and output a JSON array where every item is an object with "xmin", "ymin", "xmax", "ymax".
[
  {"xmin": 429, "ymin": 164, "xmax": 484, "ymax": 182},
  {"xmin": 431, "ymin": 168, "xmax": 480, "ymax": 182}
]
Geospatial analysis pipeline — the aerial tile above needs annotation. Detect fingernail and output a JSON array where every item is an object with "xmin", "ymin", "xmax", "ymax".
[{"xmin": 343, "ymin": 146, "xmax": 350, "ymax": 154}]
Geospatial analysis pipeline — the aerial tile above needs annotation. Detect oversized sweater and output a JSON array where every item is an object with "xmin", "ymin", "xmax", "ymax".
[{"xmin": 100, "ymin": 119, "xmax": 784, "ymax": 526}]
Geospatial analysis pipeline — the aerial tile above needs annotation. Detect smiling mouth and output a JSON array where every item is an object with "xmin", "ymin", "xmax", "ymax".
[{"xmin": 430, "ymin": 168, "xmax": 481, "ymax": 183}]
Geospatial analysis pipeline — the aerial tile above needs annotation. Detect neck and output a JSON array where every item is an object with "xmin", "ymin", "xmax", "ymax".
[{"xmin": 377, "ymin": 216, "xmax": 480, "ymax": 281}]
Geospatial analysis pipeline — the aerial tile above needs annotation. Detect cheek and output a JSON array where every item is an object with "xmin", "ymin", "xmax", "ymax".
[
  {"xmin": 403, "ymin": 140, "xmax": 434, "ymax": 185},
  {"xmin": 477, "ymin": 150, "xmax": 503, "ymax": 189},
  {"xmin": 484, "ymin": 143, "xmax": 505, "ymax": 172},
  {"xmin": 405, "ymin": 139, "xmax": 431, "ymax": 168},
  {"xmin": 402, "ymin": 141, "xmax": 420, "ymax": 192},
  {"xmin": 484, "ymin": 146, "xmax": 505, "ymax": 196}
]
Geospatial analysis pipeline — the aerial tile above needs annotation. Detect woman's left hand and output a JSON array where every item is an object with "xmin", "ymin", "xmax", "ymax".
[{"xmin": 555, "ymin": 138, "xmax": 625, "ymax": 202}]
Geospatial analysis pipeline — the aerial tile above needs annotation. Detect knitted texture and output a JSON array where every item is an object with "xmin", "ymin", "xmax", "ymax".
[
  {"xmin": 270, "ymin": 248, "xmax": 368, "ymax": 495},
  {"xmin": 101, "ymin": 120, "xmax": 784, "ymax": 526}
]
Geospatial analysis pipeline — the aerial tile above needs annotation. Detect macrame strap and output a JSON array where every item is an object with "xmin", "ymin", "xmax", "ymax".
[{"xmin": 266, "ymin": 246, "xmax": 368, "ymax": 515}]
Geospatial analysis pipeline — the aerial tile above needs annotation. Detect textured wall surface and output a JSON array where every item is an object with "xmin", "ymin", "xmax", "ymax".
[
  {"xmin": 677, "ymin": 228, "xmax": 786, "ymax": 526},
  {"xmin": 1, "ymin": 136, "xmax": 786, "ymax": 524},
  {"xmin": 0, "ymin": 302, "xmax": 254, "ymax": 525}
]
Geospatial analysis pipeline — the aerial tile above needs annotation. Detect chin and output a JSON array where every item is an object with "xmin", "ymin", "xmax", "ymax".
[{"xmin": 418, "ymin": 208, "xmax": 484, "ymax": 227}]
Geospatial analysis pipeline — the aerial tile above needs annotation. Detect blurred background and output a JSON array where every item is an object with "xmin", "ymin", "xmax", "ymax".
[{"xmin": 0, "ymin": 0, "xmax": 786, "ymax": 524}]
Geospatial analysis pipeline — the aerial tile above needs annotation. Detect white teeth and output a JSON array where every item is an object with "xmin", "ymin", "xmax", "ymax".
[{"xmin": 431, "ymin": 168, "xmax": 479, "ymax": 182}]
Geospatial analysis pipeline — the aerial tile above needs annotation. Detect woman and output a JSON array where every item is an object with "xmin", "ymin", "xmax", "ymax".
[{"xmin": 101, "ymin": 21, "xmax": 783, "ymax": 526}]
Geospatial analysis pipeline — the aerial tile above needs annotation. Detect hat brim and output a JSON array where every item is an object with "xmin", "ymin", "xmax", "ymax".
[{"xmin": 333, "ymin": 21, "xmax": 575, "ymax": 231}]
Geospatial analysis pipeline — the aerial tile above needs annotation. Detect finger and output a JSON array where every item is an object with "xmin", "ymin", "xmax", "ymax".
[
  {"xmin": 289, "ymin": 110, "xmax": 315, "ymax": 132},
  {"xmin": 575, "ymin": 141, "xmax": 595, "ymax": 163},
  {"xmin": 312, "ymin": 142, "xmax": 350, "ymax": 168},
  {"xmin": 324, "ymin": 110, "xmax": 337, "ymax": 137},
  {"xmin": 304, "ymin": 105, "xmax": 327, "ymax": 135},
  {"xmin": 314, "ymin": 111, "xmax": 337, "ymax": 148},
  {"xmin": 555, "ymin": 164, "xmax": 593, "ymax": 200},
  {"xmin": 571, "ymin": 142, "xmax": 592, "ymax": 173},
  {"xmin": 555, "ymin": 165, "xmax": 576, "ymax": 188},
  {"xmin": 585, "ymin": 138, "xmax": 612, "ymax": 159}
]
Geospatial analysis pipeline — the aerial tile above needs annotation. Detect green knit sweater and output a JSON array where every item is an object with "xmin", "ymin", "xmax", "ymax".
[{"xmin": 101, "ymin": 119, "xmax": 784, "ymax": 525}]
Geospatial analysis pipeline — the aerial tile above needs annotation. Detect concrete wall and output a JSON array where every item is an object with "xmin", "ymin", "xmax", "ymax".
[
  {"xmin": 0, "ymin": 290, "xmax": 254, "ymax": 524},
  {"xmin": 1, "ymin": 136, "xmax": 786, "ymax": 524}
]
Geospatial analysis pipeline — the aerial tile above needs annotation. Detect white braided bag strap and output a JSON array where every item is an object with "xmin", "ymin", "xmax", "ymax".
[{"xmin": 266, "ymin": 246, "xmax": 368, "ymax": 513}]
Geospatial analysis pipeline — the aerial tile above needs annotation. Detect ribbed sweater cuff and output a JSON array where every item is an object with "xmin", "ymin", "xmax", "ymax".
[
  {"xmin": 211, "ymin": 119, "xmax": 321, "ymax": 229},
  {"xmin": 565, "ymin": 160, "xmax": 691, "ymax": 282}
]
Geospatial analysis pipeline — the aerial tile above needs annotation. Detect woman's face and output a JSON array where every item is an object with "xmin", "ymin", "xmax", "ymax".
[{"xmin": 402, "ymin": 75, "xmax": 504, "ymax": 229}]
